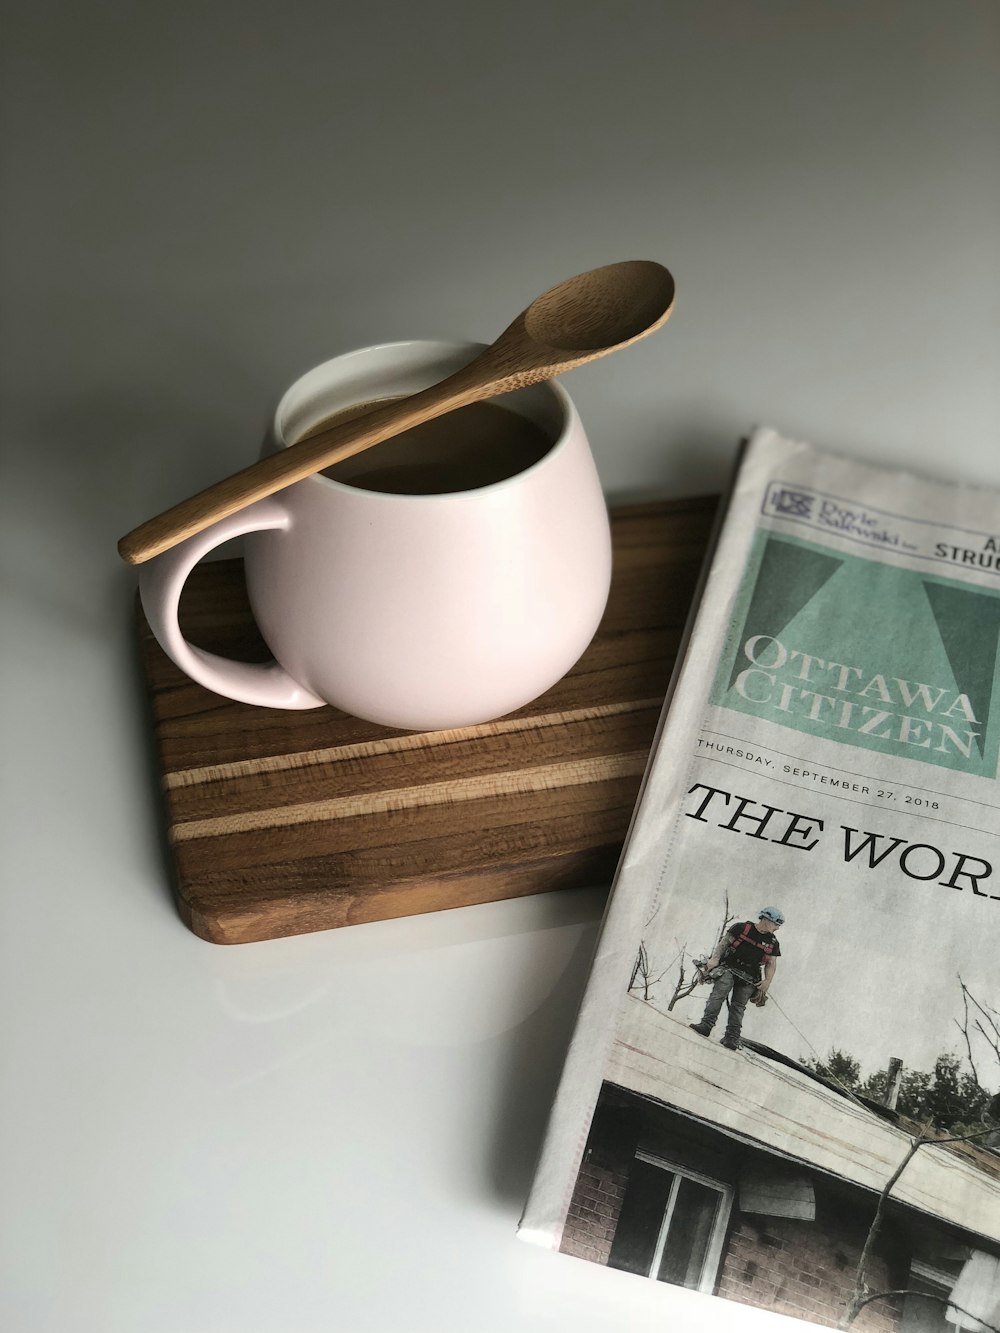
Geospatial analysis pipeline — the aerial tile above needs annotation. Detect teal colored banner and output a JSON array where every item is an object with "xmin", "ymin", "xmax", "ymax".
[{"xmin": 711, "ymin": 532, "xmax": 1000, "ymax": 778}]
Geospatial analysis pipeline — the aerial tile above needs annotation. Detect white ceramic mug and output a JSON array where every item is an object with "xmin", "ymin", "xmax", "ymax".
[{"xmin": 139, "ymin": 340, "xmax": 613, "ymax": 731}]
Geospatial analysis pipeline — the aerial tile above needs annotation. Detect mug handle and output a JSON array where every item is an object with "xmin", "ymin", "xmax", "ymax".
[{"xmin": 138, "ymin": 496, "xmax": 325, "ymax": 710}]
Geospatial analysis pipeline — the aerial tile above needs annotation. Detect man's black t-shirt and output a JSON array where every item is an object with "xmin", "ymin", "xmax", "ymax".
[{"xmin": 722, "ymin": 921, "xmax": 781, "ymax": 981}]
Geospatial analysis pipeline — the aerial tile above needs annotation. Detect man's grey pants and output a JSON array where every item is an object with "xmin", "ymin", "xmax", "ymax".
[{"xmin": 699, "ymin": 969, "xmax": 755, "ymax": 1043}]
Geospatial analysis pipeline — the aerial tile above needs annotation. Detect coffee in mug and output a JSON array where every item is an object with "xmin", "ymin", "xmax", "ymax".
[{"xmin": 320, "ymin": 399, "xmax": 554, "ymax": 495}]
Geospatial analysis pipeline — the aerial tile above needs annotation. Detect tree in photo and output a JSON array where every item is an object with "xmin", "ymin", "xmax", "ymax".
[
  {"xmin": 810, "ymin": 978, "xmax": 1000, "ymax": 1331},
  {"xmin": 628, "ymin": 895, "xmax": 734, "ymax": 1010},
  {"xmin": 802, "ymin": 1049, "xmax": 992, "ymax": 1137}
]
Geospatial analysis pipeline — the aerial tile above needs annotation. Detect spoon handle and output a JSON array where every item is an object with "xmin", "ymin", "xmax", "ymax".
[{"xmin": 117, "ymin": 356, "xmax": 494, "ymax": 565}]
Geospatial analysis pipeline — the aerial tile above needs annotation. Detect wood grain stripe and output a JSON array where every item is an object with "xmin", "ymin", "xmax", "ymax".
[
  {"xmin": 164, "ymin": 697, "xmax": 662, "ymax": 789},
  {"xmin": 172, "ymin": 750, "xmax": 650, "ymax": 842}
]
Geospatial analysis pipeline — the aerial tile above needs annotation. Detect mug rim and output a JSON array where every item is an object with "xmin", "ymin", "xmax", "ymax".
[{"xmin": 272, "ymin": 339, "xmax": 578, "ymax": 502}]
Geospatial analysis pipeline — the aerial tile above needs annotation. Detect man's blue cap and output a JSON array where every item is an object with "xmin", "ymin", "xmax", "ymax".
[{"xmin": 758, "ymin": 906, "xmax": 785, "ymax": 924}]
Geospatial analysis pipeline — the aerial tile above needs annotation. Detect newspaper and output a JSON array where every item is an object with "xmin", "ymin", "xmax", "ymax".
[{"xmin": 519, "ymin": 428, "xmax": 1000, "ymax": 1332}]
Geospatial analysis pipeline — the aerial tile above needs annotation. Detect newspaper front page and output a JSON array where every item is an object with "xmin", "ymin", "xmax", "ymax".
[{"xmin": 519, "ymin": 429, "xmax": 1000, "ymax": 1332}]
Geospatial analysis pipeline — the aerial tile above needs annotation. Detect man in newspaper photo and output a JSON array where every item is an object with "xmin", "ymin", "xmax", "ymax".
[{"xmin": 689, "ymin": 906, "xmax": 783, "ymax": 1050}]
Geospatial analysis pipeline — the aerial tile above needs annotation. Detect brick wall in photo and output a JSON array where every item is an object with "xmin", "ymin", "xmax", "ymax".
[
  {"xmin": 717, "ymin": 1215, "xmax": 903, "ymax": 1333},
  {"xmin": 560, "ymin": 1157, "xmax": 628, "ymax": 1265}
]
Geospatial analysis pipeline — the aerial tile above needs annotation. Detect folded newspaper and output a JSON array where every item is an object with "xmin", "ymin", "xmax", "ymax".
[{"xmin": 519, "ymin": 428, "xmax": 1000, "ymax": 1332}]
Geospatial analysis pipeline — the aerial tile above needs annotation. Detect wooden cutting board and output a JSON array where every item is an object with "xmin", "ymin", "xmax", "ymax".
[{"xmin": 136, "ymin": 496, "xmax": 717, "ymax": 944}]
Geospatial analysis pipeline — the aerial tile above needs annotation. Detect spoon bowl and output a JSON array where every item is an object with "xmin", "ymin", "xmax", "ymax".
[
  {"xmin": 522, "ymin": 259, "xmax": 676, "ymax": 352},
  {"xmin": 118, "ymin": 259, "xmax": 676, "ymax": 565}
]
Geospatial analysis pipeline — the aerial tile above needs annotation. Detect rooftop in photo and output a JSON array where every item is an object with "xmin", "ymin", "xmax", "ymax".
[{"xmin": 609, "ymin": 997, "xmax": 1000, "ymax": 1244}]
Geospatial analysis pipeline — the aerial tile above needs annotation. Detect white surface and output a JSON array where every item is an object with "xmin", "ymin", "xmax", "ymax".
[{"xmin": 2, "ymin": 3, "xmax": 999, "ymax": 1331}]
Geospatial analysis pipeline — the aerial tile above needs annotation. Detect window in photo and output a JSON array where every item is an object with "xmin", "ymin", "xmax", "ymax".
[
  {"xmin": 902, "ymin": 1260, "xmax": 964, "ymax": 1333},
  {"xmin": 608, "ymin": 1151, "xmax": 733, "ymax": 1293}
]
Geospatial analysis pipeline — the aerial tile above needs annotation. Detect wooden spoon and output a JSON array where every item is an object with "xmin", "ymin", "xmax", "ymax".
[{"xmin": 118, "ymin": 259, "xmax": 675, "ymax": 565}]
